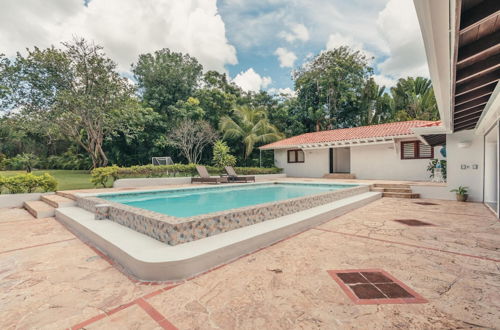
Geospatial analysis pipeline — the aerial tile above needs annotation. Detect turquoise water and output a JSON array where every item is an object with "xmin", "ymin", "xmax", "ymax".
[{"xmin": 99, "ymin": 183, "xmax": 355, "ymax": 218}]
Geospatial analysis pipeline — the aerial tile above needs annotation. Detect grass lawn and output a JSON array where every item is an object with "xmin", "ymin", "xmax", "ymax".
[{"xmin": 0, "ymin": 170, "xmax": 95, "ymax": 191}]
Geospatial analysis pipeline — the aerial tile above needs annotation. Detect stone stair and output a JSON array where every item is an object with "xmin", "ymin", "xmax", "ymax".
[
  {"xmin": 370, "ymin": 183, "xmax": 420, "ymax": 199},
  {"xmin": 24, "ymin": 194, "xmax": 76, "ymax": 219},
  {"xmin": 323, "ymin": 173, "xmax": 356, "ymax": 179}
]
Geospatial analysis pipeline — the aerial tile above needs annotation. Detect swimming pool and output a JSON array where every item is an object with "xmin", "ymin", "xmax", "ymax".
[
  {"xmin": 76, "ymin": 182, "xmax": 368, "ymax": 245},
  {"xmin": 99, "ymin": 183, "xmax": 353, "ymax": 217}
]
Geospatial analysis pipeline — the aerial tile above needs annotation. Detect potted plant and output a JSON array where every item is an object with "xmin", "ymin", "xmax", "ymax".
[{"xmin": 450, "ymin": 186, "xmax": 468, "ymax": 202}]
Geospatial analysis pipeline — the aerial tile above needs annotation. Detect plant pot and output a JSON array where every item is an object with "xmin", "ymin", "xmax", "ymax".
[{"xmin": 456, "ymin": 193, "xmax": 468, "ymax": 202}]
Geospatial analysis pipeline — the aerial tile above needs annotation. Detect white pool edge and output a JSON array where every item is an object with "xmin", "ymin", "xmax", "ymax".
[{"xmin": 55, "ymin": 191, "xmax": 381, "ymax": 281}]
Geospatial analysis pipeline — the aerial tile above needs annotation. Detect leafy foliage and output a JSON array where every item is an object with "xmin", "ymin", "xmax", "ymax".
[
  {"xmin": 0, "ymin": 173, "xmax": 57, "ymax": 193},
  {"xmin": 90, "ymin": 164, "xmax": 282, "ymax": 187},
  {"xmin": 212, "ymin": 140, "xmax": 237, "ymax": 167}
]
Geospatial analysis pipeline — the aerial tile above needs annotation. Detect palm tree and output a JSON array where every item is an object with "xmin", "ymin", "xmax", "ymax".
[
  {"xmin": 390, "ymin": 77, "xmax": 438, "ymax": 120},
  {"xmin": 220, "ymin": 105, "xmax": 283, "ymax": 159}
]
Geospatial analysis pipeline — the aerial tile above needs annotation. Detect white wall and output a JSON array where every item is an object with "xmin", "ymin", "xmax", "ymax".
[
  {"xmin": 274, "ymin": 149, "xmax": 329, "ymax": 177},
  {"xmin": 350, "ymin": 142, "xmax": 442, "ymax": 181},
  {"xmin": 445, "ymin": 130, "xmax": 485, "ymax": 202}
]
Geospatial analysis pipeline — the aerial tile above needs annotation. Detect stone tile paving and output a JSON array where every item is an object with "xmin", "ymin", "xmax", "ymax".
[{"xmin": 0, "ymin": 197, "xmax": 499, "ymax": 329}]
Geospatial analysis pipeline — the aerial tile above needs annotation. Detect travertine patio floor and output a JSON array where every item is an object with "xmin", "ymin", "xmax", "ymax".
[{"xmin": 0, "ymin": 197, "xmax": 498, "ymax": 329}]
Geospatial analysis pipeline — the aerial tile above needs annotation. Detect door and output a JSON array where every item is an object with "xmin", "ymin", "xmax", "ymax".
[{"xmin": 332, "ymin": 147, "xmax": 351, "ymax": 173}]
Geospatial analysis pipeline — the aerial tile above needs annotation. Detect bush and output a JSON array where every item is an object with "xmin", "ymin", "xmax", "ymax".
[
  {"xmin": 0, "ymin": 173, "xmax": 58, "ymax": 194},
  {"xmin": 1, "ymin": 153, "xmax": 40, "ymax": 171},
  {"xmin": 90, "ymin": 164, "xmax": 282, "ymax": 187},
  {"xmin": 212, "ymin": 140, "xmax": 237, "ymax": 167}
]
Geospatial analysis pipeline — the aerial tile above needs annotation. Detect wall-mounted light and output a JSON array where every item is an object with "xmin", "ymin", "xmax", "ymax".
[{"xmin": 457, "ymin": 141, "xmax": 471, "ymax": 148}]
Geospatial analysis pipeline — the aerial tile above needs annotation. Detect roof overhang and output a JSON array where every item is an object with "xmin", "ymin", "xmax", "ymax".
[
  {"xmin": 260, "ymin": 134, "xmax": 419, "ymax": 151},
  {"xmin": 414, "ymin": 0, "xmax": 500, "ymax": 133}
]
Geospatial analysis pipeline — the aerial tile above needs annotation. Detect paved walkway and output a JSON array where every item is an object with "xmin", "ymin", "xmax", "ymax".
[{"xmin": 0, "ymin": 198, "xmax": 498, "ymax": 329}]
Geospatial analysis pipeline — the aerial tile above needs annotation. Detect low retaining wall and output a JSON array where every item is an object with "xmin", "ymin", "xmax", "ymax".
[
  {"xmin": 113, "ymin": 173, "xmax": 287, "ymax": 188},
  {"xmin": 0, "ymin": 192, "xmax": 54, "ymax": 208},
  {"xmin": 77, "ymin": 182, "xmax": 368, "ymax": 246}
]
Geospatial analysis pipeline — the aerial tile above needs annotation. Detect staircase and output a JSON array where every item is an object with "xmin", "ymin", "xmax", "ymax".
[
  {"xmin": 323, "ymin": 173, "xmax": 356, "ymax": 179},
  {"xmin": 23, "ymin": 193, "xmax": 76, "ymax": 219},
  {"xmin": 370, "ymin": 183, "xmax": 420, "ymax": 199}
]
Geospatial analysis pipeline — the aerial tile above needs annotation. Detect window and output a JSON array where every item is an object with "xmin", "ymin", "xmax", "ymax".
[
  {"xmin": 401, "ymin": 141, "xmax": 434, "ymax": 159},
  {"xmin": 287, "ymin": 149, "xmax": 305, "ymax": 163}
]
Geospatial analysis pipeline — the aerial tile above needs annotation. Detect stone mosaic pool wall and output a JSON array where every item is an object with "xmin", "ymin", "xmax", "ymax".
[{"xmin": 77, "ymin": 184, "xmax": 369, "ymax": 246}]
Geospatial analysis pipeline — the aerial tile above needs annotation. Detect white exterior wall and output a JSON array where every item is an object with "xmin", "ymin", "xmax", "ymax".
[
  {"xmin": 350, "ymin": 142, "xmax": 442, "ymax": 181},
  {"xmin": 274, "ymin": 148, "xmax": 329, "ymax": 177}
]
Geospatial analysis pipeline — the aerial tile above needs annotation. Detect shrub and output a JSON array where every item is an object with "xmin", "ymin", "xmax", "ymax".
[
  {"xmin": 1, "ymin": 173, "xmax": 58, "ymax": 194},
  {"xmin": 212, "ymin": 140, "xmax": 237, "ymax": 168},
  {"xmin": 1, "ymin": 153, "xmax": 40, "ymax": 172},
  {"xmin": 90, "ymin": 164, "xmax": 282, "ymax": 187}
]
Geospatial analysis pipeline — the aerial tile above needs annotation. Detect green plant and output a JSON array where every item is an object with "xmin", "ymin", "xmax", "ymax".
[
  {"xmin": 450, "ymin": 186, "xmax": 468, "ymax": 195},
  {"xmin": 427, "ymin": 159, "xmax": 447, "ymax": 180},
  {"xmin": 90, "ymin": 165, "xmax": 120, "ymax": 188},
  {"xmin": 90, "ymin": 164, "xmax": 282, "ymax": 187},
  {"xmin": 212, "ymin": 140, "xmax": 237, "ymax": 167},
  {"xmin": 1, "ymin": 173, "xmax": 58, "ymax": 194}
]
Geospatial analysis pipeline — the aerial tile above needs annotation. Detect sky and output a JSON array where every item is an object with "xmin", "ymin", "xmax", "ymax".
[{"xmin": 0, "ymin": 0, "xmax": 429, "ymax": 95}]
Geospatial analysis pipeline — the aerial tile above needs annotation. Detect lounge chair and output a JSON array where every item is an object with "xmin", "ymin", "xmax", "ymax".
[
  {"xmin": 191, "ymin": 165, "xmax": 228, "ymax": 184},
  {"xmin": 224, "ymin": 166, "xmax": 256, "ymax": 183}
]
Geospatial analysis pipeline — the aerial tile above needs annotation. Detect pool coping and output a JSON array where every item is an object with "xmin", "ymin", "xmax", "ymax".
[
  {"xmin": 74, "ymin": 181, "xmax": 369, "ymax": 245},
  {"xmin": 56, "ymin": 191, "xmax": 382, "ymax": 281}
]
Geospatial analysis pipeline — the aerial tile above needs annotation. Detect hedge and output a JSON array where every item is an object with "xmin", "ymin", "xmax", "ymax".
[
  {"xmin": 91, "ymin": 164, "xmax": 282, "ymax": 187},
  {"xmin": 0, "ymin": 173, "xmax": 58, "ymax": 194}
]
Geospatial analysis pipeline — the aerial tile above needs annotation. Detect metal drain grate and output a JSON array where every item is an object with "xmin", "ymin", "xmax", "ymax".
[{"xmin": 328, "ymin": 269, "xmax": 427, "ymax": 305}]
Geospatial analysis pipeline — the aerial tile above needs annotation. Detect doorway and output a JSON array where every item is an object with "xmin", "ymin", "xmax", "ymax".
[{"xmin": 329, "ymin": 147, "xmax": 351, "ymax": 173}]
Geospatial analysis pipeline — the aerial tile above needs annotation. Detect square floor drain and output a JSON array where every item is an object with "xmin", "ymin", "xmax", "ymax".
[
  {"xmin": 394, "ymin": 219, "xmax": 434, "ymax": 226},
  {"xmin": 414, "ymin": 202, "xmax": 439, "ymax": 206},
  {"xmin": 327, "ymin": 269, "xmax": 427, "ymax": 305}
]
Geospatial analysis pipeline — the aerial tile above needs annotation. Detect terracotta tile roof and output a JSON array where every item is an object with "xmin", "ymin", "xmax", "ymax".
[{"xmin": 260, "ymin": 120, "xmax": 439, "ymax": 149}]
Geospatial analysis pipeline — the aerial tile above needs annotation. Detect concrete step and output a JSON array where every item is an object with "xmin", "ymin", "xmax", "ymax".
[
  {"xmin": 56, "ymin": 191, "xmax": 77, "ymax": 201},
  {"xmin": 323, "ymin": 173, "xmax": 356, "ymax": 179},
  {"xmin": 373, "ymin": 183, "xmax": 411, "ymax": 189},
  {"xmin": 380, "ymin": 188, "xmax": 413, "ymax": 193},
  {"xmin": 41, "ymin": 194, "xmax": 76, "ymax": 208},
  {"xmin": 382, "ymin": 192, "xmax": 420, "ymax": 199},
  {"xmin": 23, "ymin": 201, "xmax": 56, "ymax": 219}
]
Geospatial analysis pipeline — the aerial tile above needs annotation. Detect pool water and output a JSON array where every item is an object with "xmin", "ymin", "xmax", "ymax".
[{"xmin": 99, "ymin": 183, "xmax": 355, "ymax": 218}]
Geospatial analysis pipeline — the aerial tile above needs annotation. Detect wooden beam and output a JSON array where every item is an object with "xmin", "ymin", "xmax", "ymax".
[
  {"xmin": 455, "ymin": 83, "xmax": 496, "ymax": 105},
  {"xmin": 454, "ymin": 96, "xmax": 490, "ymax": 113},
  {"xmin": 454, "ymin": 121, "xmax": 478, "ymax": 131},
  {"xmin": 454, "ymin": 108, "xmax": 484, "ymax": 121},
  {"xmin": 457, "ymin": 30, "xmax": 500, "ymax": 65},
  {"xmin": 460, "ymin": 0, "xmax": 500, "ymax": 34},
  {"xmin": 455, "ymin": 69, "xmax": 500, "ymax": 96},
  {"xmin": 456, "ymin": 53, "xmax": 500, "ymax": 83},
  {"xmin": 455, "ymin": 114, "xmax": 482, "ymax": 127}
]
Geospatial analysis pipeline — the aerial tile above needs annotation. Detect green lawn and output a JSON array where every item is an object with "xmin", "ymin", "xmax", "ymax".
[{"xmin": 0, "ymin": 170, "xmax": 95, "ymax": 191}]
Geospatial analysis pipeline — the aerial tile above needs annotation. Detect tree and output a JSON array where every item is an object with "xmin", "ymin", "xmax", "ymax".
[
  {"xmin": 390, "ymin": 77, "xmax": 438, "ymax": 121},
  {"xmin": 168, "ymin": 120, "xmax": 218, "ymax": 164},
  {"xmin": 132, "ymin": 49, "xmax": 203, "ymax": 115},
  {"xmin": 212, "ymin": 140, "xmax": 236, "ymax": 167},
  {"xmin": 1, "ymin": 38, "xmax": 138, "ymax": 168},
  {"xmin": 293, "ymin": 46, "xmax": 373, "ymax": 130},
  {"xmin": 220, "ymin": 105, "xmax": 283, "ymax": 160}
]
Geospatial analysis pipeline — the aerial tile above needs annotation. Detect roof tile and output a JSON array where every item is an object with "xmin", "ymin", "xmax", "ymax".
[{"xmin": 260, "ymin": 120, "xmax": 439, "ymax": 149}]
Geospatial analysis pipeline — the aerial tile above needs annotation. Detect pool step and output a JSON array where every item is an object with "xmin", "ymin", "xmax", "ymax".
[
  {"xmin": 41, "ymin": 194, "xmax": 76, "ymax": 208},
  {"xmin": 23, "ymin": 201, "xmax": 56, "ymax": 219},
  {"xmin": 56, "ymin": 191, "xmax": 78, "ymax": 201}
]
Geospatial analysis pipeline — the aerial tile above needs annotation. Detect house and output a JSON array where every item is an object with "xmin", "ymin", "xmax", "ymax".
[
  {"xmin": 262, "ymin": 0, "xmax": 499, "ymax": 218},
  {"xmin": 260, "ymin": 120, "xmax": 444, "ymax": 181}
]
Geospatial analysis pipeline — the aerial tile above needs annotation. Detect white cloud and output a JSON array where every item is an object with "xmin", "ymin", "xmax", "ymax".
[
  {"xmin": 375, "ymin": 0, "xmax": 429, "ymax": 79},
  {"xmin": 0, "ymin": 0, "xmax": 237, "ymax": 73},
  {"xmin": 326, "ymin": 33, "xmax": 374, "ymax": 62},
  {"xmin": 268, "ymin": 87, "xmax": 296, "ymax": 97},
  {"xmin": 274, "ymin": 47, "xmax": 297, "ymax": 68},
  {"xmin": 280, "ymin": 23, "xmax": 310, "ymax": 43},
  {"xmin": 373, "ymin": 74, "xmax": 396, "ymax": 88},
  {"xmin": 232, "ymin": 68, "xmax": 272, "ymax": 92}
]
